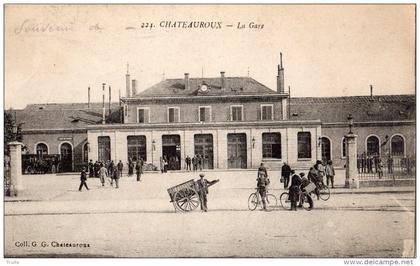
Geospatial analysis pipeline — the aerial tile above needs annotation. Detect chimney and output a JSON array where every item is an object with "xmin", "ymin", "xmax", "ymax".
[
  {"xmin": 370, "ymin": 85, "xmax": 374, "ymax": 100},
  {"xmin": 277, "ymin": 52, "xmax": 285, "ymax": 93},
  {"xmin": 220, "ymin": 71, "xmax": 226, "ymax": 89},
  {"xmin": 132, "ymin": 79, "xmax": 137, "ymax": 95},
  {"xmin": 184, "ymin": 73, "xmax": 190, "ymax": 90},
  {"xmin": 102, "ymin": 83, "xmax": 106, "ymax": 124},
  {"xmin": 88, "ymin": 86, "xmax": 90, "ymax": 108},
  {"xmin": 108, "ymin": 85, "xmax": 112, "ymax": 119},
  {"xmin": 126, "ymin": 63, "xmax": 131, "ymax": 97}
]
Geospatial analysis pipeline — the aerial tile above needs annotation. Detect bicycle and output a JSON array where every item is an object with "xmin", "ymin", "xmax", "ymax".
[
  {"xmin": 310, "ymin": 182, "xmax": 330, "ymax": 201},
  {"xmin": 279, "ymin": 188, "xmax": 313, "ymax": 211},
  {"xmin": 248, "ymin": 188, "xmax": 278, "ymax": 211}
]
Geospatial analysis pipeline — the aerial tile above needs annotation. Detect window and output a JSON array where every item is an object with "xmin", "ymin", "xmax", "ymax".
[
  {"xmin": 297, "ymin": 132, "xmax": 311, "ymax": 159},
  {"xmin": 261, "ymin": 105, "xmax": 273, "ymax": 120},
  {"xmin": 262, "ymin": 133, "xmax": 281, "ymax": 159},
  {"xmin": 36, "ymin": 143, "xmax": 48, "ymax": 156},
  {"xmin": 366, "ymin": 135, "xmax": 380, "ymax": 156},
  {"xmin": 230, "ymin": 105, "xmax": 243, "ymax": 121},
  {"xmin": 137, "ymin": 107, "xmax": 150, "ymax": 123},
  {"xmin": 168, "ymin": 107, "xmax": 180, "ymax": 123},
  {"xmin": 342, "ymin": 138, "xmax": 347, "ymax": 157},
  {"xmin": 127, "ymin": 136, "xmax": 147, "ymax": 161},
  {"xmin": 391, "ymin": 135, "xmax": 405, "ymax": 156},
  {"xmin": 98, "ymin": 136, "xmax": 111, "ymax": 162},
  {"xmin": 199, "ymin": 106, "xmax": 211, "ymax": 122}
]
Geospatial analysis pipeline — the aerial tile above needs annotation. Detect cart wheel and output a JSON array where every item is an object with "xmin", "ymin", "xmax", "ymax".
[
  {"xmin": 248, "ymin": 193, "xmax": 258, "ymax": 211},
  {"xmin": 319, "ymin": 185, "xmax": 330, "ymax": 201},
  {"xmin": 279, "ymin": 192, "xmax": 290, "ymax": 210},
  {"xmin": 266, "ymin": 194, "xmax": 278, "ymax": 210},
  {"xmin": 174, "ymin": 188, "xmax": 200, "ymax": 212}
]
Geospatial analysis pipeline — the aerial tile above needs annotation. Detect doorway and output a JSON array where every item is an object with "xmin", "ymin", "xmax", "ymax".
[
  {"xmin": 194, "ymin": 134, "xmax": 214, "ymax": 169},
  {"xmin": 227, "ymin": 133, "xmax": 247, "ymax": 169},
  {"xmin": 162, "ymin": 135, "xmax": 181, "ymax": 170}
]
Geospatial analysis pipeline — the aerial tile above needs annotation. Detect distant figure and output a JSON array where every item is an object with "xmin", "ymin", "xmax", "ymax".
[
  {"xmin": 88, "ymin": 160, "xmax": 94, "ymax": 177},
  {"xmin": 192, "ymin": 155, "xmax": 198, "ymax": 172},
  {"xmin": 98, "ymin": 163, "xmax": 108, "ymax": 187},
  {"xmin": 387, "ymin": 156, "xmax": 393, "ymax": 174},
  {"xmin": 185, "ymin": 155, "xmax": 192, "ymax": 171},
  {"xmin": 315, "ymin": 160, "xmax": 325, "ymax": 184},
  {"xmin": 377, "ymin": 158, "xmax": 383, "ymax": 178},
  {"xmin": 111, "ymin": 165, "xmax": 120, "ymax": 188},
  {"xmin": 325, "ymin": 160, "xmax": 335, "ymax": 188},
  {"xmin": 281, "ymin": 162, "xmax": 291, "ymax": 189},
  {"xmin": 160, "ymin": 157, "xmax": 164, "ymax": 173},
  {"xmin": 198, "ymin": 154, "xmax": 203, "ymax": 171},
  {"xmin": 256, "ymin": 167, "xmax": 270, "ymax": 211},
  {"xmin": 128, "ymin": 158, "xmax": 134, "ymax": 176},
  {"xmin": 135, "ymin": 160, "xmax": 143, "ymax": 181},
  {"xmin": 117, "ymin": 160, "xmax": 124, "ymax": 178},
  {"xmin": 78, "ymin": 167, "xmax": 89, "ymax": 191},
  {"xmin": 257, "ymin": 162, "xmax": 268, "ymax": 178}
]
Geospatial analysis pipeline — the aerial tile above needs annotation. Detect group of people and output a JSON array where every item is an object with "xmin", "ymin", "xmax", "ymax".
[
  {"xmin": 282, "ymin": 160, "xmax": 335, "ymax": 189},
  {"xmin": 79, "ymin": 158, "xmax": 144, "ymax": 191},
  {"xmin": 184, "ymin": 154, "xmax": 205, "ymax": 171}
]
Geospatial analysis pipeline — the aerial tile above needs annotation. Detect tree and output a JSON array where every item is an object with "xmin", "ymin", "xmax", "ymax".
[{"xmin": 4, "ymin": 111, "xmax": 23, "ymax": 155}]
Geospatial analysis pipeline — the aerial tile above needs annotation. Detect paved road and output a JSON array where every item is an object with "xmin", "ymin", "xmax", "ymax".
[{"xmin": 4, "ymin": 171, "xmax": 415, "ymax": 257}]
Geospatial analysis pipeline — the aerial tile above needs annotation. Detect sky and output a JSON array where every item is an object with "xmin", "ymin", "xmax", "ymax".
[{"xmin": 4, "ymin": 4, "xmax": 415, "ymax": 109}]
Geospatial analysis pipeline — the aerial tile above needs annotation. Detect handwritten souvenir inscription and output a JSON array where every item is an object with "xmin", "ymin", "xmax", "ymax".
[{"xmin": 14, "ymin": 19, "xmax": 74, "ymax": 34}]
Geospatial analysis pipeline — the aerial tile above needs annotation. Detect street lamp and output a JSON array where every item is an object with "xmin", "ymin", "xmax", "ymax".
[{"xmin": 347, "ymin": 114, "xmax": 354, "ymax": 134}]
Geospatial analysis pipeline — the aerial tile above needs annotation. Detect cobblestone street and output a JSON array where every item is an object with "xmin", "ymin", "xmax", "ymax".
[{"xmin": 4, "ymin": 171, "xmax": 415, "ymax": 257}]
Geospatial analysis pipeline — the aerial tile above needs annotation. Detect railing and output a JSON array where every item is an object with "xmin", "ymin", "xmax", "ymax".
[{"xmin": 357, "ymin": 155, "xmax": 415, "ymax": 180}]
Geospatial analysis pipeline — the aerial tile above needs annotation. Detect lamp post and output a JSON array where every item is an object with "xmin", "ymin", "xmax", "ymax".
[{"xmin": 347, "ymin": 114, "xmax": 354, "ymax": 134}]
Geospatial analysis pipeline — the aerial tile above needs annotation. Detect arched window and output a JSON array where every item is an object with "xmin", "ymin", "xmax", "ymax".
[
  {"xmin": 366, "ymin": 135, "xmax": 380, "ymax": 156},
  {"xmin": 321, "ymin": 137, "xmax": 331, "ymax": 161},
  {"xmin": 36, "ymin": 143, "xmax": 48, "ymax": 156},
  {"xmin": 391, "ymin": 135, "xmax": 405, "ymax": 156}
]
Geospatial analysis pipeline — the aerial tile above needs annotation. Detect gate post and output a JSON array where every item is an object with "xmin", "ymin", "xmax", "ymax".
[
  {"xmin": 345, "ymin": 134, "xmax": 359, "ymax": 188},
  {"xmin": 8, "ymin": 141, "xmax": 24, "ymax": 196}
]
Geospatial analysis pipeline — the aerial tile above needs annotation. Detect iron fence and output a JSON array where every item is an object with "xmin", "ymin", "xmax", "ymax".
[{"xmin": 357, "ymin": 155, "xmax": 415, "ymax": 180}]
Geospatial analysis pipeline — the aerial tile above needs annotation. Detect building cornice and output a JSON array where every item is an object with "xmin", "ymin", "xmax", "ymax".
[
  {"xmin": 322, "ymin": 120, "xmax": 416, "ymax": 128},
  {"xmin": 21, "ymin": 128, "xmax": 87, "ymax": 134},
  {"xmin": 86, "ymin": 120, "xmax": 321, "ymax": 131},
  {"xmin": 121, "ymin": 93, "xmax": 288, "ymax": 104}
]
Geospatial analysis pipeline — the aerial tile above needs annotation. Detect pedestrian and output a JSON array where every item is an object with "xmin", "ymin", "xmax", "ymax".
[
  {"xmin": 198, "ymin": 154, "xmax": 203, "ymax": 171},
  {"xmin": 288, "ymin": 170, "xmax": 301, "ymax": 211},
  {"xmin": 325, "ymin": 160, "xmax": 335, "ymax": 188},
  {"xmin": 192, "ymin": 155, "xmax": 197, "ymax": 171},
  {"xmin": 78, "ymin": 167, "xmax": 89, "ymax": 191},
  {"xmin": 256, "ymin": 168, "xmax": 270, "ymax": 211},
  {"xmin": 377, "ymin": 158, "xmax": 384, "ymax": 178},
  {"xmin": 88, "ymin": 159, "xmax": 94, "ymax": 178},
  {"xmin": 387, "ymin": 156, "xmax": 393, "ymax": 174},
  {"xmin": 128, "ymin": 158, "xmax": 134, "ymax": 176},
  {"xmin": 281, "ymin": 162, "xmax": 291, "ymax": 189},
  {"xmin": 98, "ymin": 163, "xmax": 108, "ymax": 186},
  {"xmin": 111, "ymin": 165, "xmax": 120, "ymax": 188},
  {"xmin": 117, "ymin": 160, "xmax": 124, "ymax": 178},
  {"xmin": 186, "ymin": 155, "xmax": 192, "ymax": 171},
  {"xmin": 135, "ymin": 160, "xmax": 142, "ymax": 181},
  {"xmin": 196, "ymin": 173, "xmax": 219, "ymax": 212},
  {"xmin": 94, "ymin": 161, "xmax": 100, "ymax": 177},
  {"xmin": 160, "ymin": 157, "xmax": 164, "ymax": 173},
  {"xmin": 163, "ymin": 156, "xmax": 168, "ymax": 173}
]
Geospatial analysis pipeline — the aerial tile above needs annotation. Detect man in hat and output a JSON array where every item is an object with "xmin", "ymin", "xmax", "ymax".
[
  {"xmin": 256, "ymin": 165, "xmax": 270, "ymax": 211},
  {"xmin": 281, "ymin": 162, "xmax": 291, "ymax": 189},
  {"xmin": 196, "ymin": 174, "xmax": 219, "ymax": 212},
  {"xmin": 78, "ymin": 167, "xmax": 89, "ymax": 191},
  {"xmin": 288, "ymin": 170, "xmax": 301, "ymax": 211}
]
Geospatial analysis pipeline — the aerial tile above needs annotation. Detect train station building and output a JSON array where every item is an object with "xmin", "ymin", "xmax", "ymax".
[{"xmin": 12, "ymin": 57, "xmax": 416, "ymax": 172}]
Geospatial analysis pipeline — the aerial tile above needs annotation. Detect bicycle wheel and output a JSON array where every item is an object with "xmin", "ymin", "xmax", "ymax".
[
  {"xmin": 248, "ymin": 193, "xmax": 258, "ymax": 211},
  {"xmin": 266, "ymin": 194, "xmax": 277, "ymax": 210},
  {"xmin": 279, "ymin": 192, "xmax": 290, "ymax": 210},
  {"xmin": 301, "ymin": 193, "xmax": 313, "ymax": 211},
  {"xmin": 319, "ymin": 185, "xmax": 330, "ymax": 201}
]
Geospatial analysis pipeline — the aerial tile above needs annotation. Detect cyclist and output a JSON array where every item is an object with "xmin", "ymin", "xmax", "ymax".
[
  {"xmin": 256, "ymin": 163, "xmax": 270, "ymax": 211},
  {"xmin": 297, "ymin": 172, "xmax": 314, "ymax": 209},
  {"xmin": 308, "ymin": 166, "xmax": 321, "ymax": 200}
]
